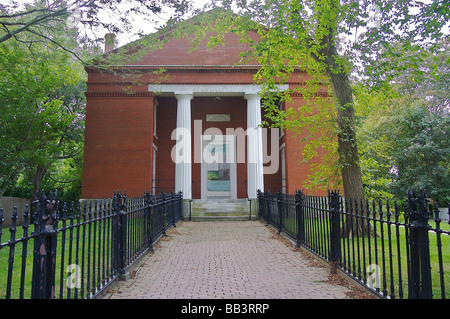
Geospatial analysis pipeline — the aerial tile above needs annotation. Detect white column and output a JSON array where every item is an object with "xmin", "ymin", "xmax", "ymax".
[
  {"xmin": 245, "ymin": 93, "xmax": 264, "ymax": 198},
  {"xmin": 174, "ymin": 92, "xmax": 193, "ymax": 199}
]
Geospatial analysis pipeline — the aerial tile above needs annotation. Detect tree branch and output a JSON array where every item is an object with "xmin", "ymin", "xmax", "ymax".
[
  {"xmin": 54, "ymin": 148, "xmax": 84, "ymax": 160},
  {"xmin": 0, "ymin": 7, "xmax": 68, "ymax": 44},
  {"xmin": 0, "ymin": 8, "xmax": 51, "ymax": 20},
  {"xmin": 48, "ymin": 174, "xmax": 80, "ymax": 184},
  {"xmin": 26, "ymin": 29, "xmax": 87, "ymax": 64}
]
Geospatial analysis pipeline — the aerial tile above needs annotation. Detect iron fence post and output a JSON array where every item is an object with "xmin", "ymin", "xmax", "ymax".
[
  {"xmin": 113, "ymin": 192, "xmax": 127, "ymax": 280},
  {"xmin": 295, "ymin": 190, "xmax": 305, "ymax": 247},
  {"xmin": 144, "ymin": 192, "xmax": 154, "ymax": 252},
  {"xmin": 6, "ymin": 207, "xmax": 18, "ymax": 299},
  {"xmin": 406, "ymin": 190, "xmax": 433, "ymax": 299},
  {"xmin": 170, "ymin": 191, "xmax": 176, "ymax": 227},
  {"xmin": 161, "ymin": 192, "xmax": 167, "ymax": 236},
  {"xmin": 328, "ymin": 190, "xmax": 341, "ymax": 273},
  {"xmin": 277, "ymin": 191, "xmax": 283, "ymax": 234},
  {"xmin": 265, "ymin": 190, "xmax": 271, "ymax": 225},
  {"xmin": 257, "ymin": 190, "xmax": 262, "ymax": 218},
  {"xmin": 180, "ymin": 191, "xmax": 184, "ymax": 221},
  {"xmin": 31, "ymin": 191, "xmax": 59, "ymax": 299}
]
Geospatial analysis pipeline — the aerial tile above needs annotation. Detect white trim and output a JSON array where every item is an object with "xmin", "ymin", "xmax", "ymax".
[
  {"xmin": 245, "ymin": 93, "xmax": 264, "ymax": 198},
  {"xmin": 174, "ymin": 93, "xmax": 194, "ymax": 199},
  {"xmin": 201, "ymin": 135, "xmax": 237, "ymax": 200},
  {"xmin": 148, "ymin": 84, "xmax": 289, "ymax": 96}
]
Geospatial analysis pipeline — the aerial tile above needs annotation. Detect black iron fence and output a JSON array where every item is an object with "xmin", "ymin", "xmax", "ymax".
[
  {"xmin": 258, "ymin": 189, "xmax": 450, "ymax": 299},
  {"xmin": 0, "ymin": 190, "xmax": 183, "ymax": 299}
]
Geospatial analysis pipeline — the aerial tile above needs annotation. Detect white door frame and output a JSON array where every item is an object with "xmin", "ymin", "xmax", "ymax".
[{"xmin": 201, "ymin": 135, "xmax": 237, "ymax": 199}]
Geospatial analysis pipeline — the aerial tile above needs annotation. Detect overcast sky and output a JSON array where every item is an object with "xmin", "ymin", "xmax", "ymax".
[
  {"xmin": 1, "ymin": 0, "xmax": 448, "ymax": 48},
  {"xmin": 107, "ymin": 0, "xmax": 212, "ymax": 46},
  {"xmin": 0, "ymin": 0, "xmax": 213, "ymax": 47}
]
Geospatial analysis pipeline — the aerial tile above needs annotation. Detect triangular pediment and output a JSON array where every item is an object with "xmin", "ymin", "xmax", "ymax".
[{"xmin": 95, "ymin": 8, "xmax": 260, "ymax": 68}]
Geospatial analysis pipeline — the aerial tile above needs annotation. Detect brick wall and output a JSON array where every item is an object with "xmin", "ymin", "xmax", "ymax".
[
  {"xmin": 283, "ymin": 95, "xmax": 334, "ymax": 196},
  {"xmin": 153, "ymin": 97, "xmax": 176, "ymax": 193},
  {"xmin": 82, "ymin": 95, "xmax": 154, "ymax": 198}
]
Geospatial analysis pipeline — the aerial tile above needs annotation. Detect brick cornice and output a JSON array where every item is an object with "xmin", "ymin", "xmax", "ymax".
[
  {"xmin": 87, "ymin": 81, "xmax": 259, "ymax": 86},
  {"xmin": 85, "ymin": 65, "xmax": 262, "ymax": 74},
  {"xmin": 85, "ymin": 92, "xmax": 154, "ymax": 98}
]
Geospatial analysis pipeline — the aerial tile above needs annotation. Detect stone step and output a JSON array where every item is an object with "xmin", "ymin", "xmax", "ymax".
[
  {"xmin": 190, "ymin": 199, "xmax": 256, "ymax": 221},
  {"xmin": 192, "ymin": 199, "xmax": 248, "ymax": 214},
  {"xmin": 191, "ymin": 215, "xmax": 255, "ymax": 222}
]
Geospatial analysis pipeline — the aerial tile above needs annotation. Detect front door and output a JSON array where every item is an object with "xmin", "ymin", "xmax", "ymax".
[{"xmin": 201, "ymin": 135, "xmax": 237, "ymax": 199}]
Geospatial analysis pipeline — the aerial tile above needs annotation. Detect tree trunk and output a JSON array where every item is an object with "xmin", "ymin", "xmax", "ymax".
[
  {"xmin": 320, "ymin": 41, "xmax": 368, "ymax": 237},
  {"xmin": 328, "ymin": 74, "xmax": 365, "ymax": 201},
  {"xmin": 321, "ymin": 46, "xmax": 364, "ymax": 199},
  {"xmin": 31, "ymin": 165, "xmax": 48, "ymax": 200}
]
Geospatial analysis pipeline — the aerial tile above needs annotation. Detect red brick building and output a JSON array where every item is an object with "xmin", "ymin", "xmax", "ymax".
[{"xmin": 82, "ymin": 13, "xmax": 332, "ymax": 217}]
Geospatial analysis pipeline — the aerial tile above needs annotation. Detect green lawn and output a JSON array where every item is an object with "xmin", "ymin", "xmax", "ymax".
[
  {"xmin": 0, "ymin": 211, "xmax": 162, "ymax": 299},
  {"xmin": 280, "ymin": 214, "xmax": 449, "ymax": 299},
  {"xmin": 340, "ymin": 220, "xmax": 449, "ymax": 299},
  {"xmin": 0, "ymin": 222, "xmax": 117, "ymax": 299}
]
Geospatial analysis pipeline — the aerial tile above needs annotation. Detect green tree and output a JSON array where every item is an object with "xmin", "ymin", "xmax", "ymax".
[
  {"xmin": 355, "ymin": 38, "xmax": 449, "ymax": 205},
  {"xmin": 0, "ymin": 19, "xmax": 86, "ymax": 207},
  {"xmin": 0, "ymin": 0, "xmax": 196, "ymax": 208},
  {"xmin": 353, "ymin": 83, "xmax": 396, "ymax": 201},
  {"xmin": 187, "ymin": 0, "xmax": 449, "ymax": 205},
  {"xmin": 390, "ymin": 101, "xmax": 449, "ymax": 206},
  {"xmin": 357, "ymin": 95, "xmax": 449, "ymax": 205}
]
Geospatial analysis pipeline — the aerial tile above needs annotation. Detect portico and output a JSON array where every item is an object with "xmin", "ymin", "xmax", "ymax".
[{"xmin": 149, "ymin": 84, "xmax": 289, "ymax": 200}]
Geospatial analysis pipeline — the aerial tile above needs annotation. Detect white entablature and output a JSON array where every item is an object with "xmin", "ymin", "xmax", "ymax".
[{"xmin": 148, "ymin": 84, "xmax": 289, "ymax": 96}]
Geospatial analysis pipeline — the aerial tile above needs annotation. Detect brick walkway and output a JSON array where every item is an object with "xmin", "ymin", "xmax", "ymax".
[{"xmin": 102, "ymin": 221, "xmax": 353, "ymax": 299}]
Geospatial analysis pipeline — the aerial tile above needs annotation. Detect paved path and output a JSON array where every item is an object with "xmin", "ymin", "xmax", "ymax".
[{"xmin": 102, "ymin": 221, "xmax": 353, "ymax": 299}]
